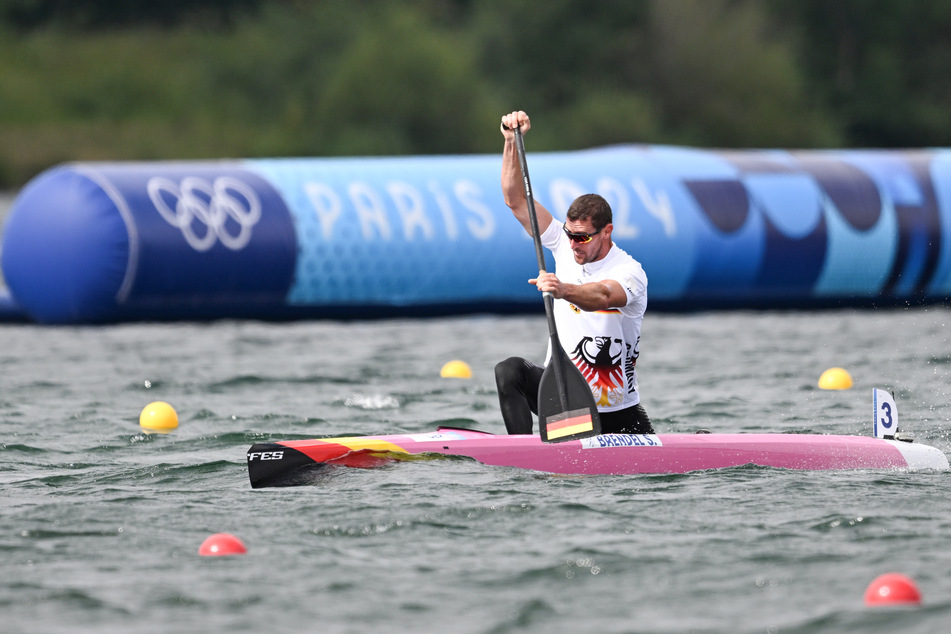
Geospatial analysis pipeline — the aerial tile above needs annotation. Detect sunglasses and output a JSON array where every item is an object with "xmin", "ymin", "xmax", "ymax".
[{"xmin": 562, "ymin": 225, "xmax": 602, "ymax": 244}]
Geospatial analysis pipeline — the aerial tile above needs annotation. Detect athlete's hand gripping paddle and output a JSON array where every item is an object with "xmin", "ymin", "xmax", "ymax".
[{"xmin": 511, "ymin": 125, "xmax": 602, "ymax": 442}]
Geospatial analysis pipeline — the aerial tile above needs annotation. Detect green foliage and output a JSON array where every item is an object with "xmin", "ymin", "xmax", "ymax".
[
  {"xmin": 772, "ymin": 0, "xmax": 951, "ymax": 146},
  {"xmin": 649, "ymin": 0, "xmax": 840, "ymax": 148},
  {"xmin": 1, "ymin": 0, "xmax": 262, "ymax": 30},
  {"xmin": 0, "ymin": 0, "xmax": 950, "ymax": 187},
  {"xmin": 309, "ymin": 5, "xmax": 500, "ymax": 156}
]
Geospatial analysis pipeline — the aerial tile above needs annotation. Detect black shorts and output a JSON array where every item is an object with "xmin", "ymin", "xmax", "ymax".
[
  {"xmin": 495, "ymin": 356, "xmax": 654, "ymax": 435},
  {"xmin": 598, "ymin": 402, "xmax": 654, "ymax": 435}
]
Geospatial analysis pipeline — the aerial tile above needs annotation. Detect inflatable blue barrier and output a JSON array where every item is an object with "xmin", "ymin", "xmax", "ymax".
[
  {"xmin": 0, "ymin": 289, "xmax": 27, "ymax": 322},
  {"xmin": 3, "ymin": 146, "xmax": 951, "ymax": 324}
]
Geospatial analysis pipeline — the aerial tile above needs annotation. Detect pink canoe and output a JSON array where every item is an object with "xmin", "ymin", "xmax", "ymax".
[{"xmin": 246, "ymin": 427, "xmax": 948, "ymax": 488}]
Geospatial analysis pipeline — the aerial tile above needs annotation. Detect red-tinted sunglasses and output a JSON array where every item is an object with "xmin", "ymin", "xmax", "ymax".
[{"xmin": 563, "ymin": 225, "xmax": 602, "ymax": 244}]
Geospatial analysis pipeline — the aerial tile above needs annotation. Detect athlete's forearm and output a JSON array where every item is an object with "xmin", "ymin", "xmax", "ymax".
[
  {"xmin": 558, "ymin": 281, "xmax": 619, "ymax": 312},
  {"xmin": 533, "ymin": 272, "xmax": 626, "ymax": 312},
  {"xmin": 502, "ymin": 137, "xmax": 528, "ymax": 216}
]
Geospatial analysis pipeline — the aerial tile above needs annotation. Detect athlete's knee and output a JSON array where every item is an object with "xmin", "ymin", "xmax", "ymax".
[{"xmin": 495, "ymin": 357, "xmax": 525, "ymax": 391}]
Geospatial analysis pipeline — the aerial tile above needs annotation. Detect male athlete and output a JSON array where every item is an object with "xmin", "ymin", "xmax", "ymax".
[{"xmin": 495, "ymin": 110, "xmax": 653, "ymax": 435}]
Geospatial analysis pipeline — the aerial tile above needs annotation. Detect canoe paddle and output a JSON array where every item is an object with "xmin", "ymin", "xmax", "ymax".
[{"xmin": 511, "ymin": 125, "xmax": 602, "ymax": 442}]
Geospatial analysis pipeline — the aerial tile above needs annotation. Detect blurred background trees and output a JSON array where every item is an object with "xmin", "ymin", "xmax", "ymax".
[{"xmin": 2, "ymin": 0, "xmax": 951, "ymax": 187}]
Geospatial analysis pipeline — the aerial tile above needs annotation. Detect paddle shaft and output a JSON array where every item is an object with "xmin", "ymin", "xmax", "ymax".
[{"xmin": 512, "ymin": 126, "xmax": 570, "ymax": 411}]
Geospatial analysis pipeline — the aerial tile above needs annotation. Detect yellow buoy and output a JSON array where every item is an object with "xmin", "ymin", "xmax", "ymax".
[
  {"xmin": 139, "ymin": 401, "xmax": 179, "ymax": 432},
  {"xmin": 440, "ymin": 360, "xmax": 472, "ymax": 379},
  {"xmin": 818, "ymin": 367, "xmax": 853, "ymax": 390}
]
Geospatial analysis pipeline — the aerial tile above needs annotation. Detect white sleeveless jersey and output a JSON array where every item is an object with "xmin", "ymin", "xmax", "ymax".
[{"xmin": 541, "ymin": 221, "xmax": 648, "ymax": 411}]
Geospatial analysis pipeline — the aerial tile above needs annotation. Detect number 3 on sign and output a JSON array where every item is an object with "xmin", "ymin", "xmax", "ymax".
[{"xmin": 872, "ymin": 388, "xmax": 898, "ymax": 439}]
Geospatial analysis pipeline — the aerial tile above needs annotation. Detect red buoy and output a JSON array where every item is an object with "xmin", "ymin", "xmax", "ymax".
[
  {"xmin": 863, "ymin": 573, "xmax": 922, "ymax": 606},
  {"xmin": 198, "ymin": 533, "xmax": 247, "ymax": 556}
]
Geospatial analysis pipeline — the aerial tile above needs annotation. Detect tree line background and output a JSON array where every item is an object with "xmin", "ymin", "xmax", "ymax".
[{"xmin": 2, "ymin": 0, "xmax": 951, "ymax": 188}]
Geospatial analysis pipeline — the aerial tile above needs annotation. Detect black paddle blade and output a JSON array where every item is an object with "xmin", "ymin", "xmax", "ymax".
[{"xmin": 537, "ymin": 347, "xmax": 602, "ymax": 443}]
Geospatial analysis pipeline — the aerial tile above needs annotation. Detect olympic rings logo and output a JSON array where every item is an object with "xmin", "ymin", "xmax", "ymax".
[{"xmin": 147, "ymin": 176, "xmax": 262, "ymax": 252}]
